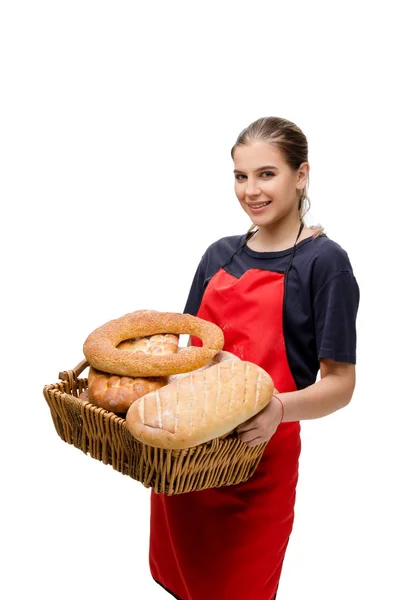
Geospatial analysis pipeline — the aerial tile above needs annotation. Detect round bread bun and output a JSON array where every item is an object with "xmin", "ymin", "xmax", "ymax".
[
  {"xmin": 83, "ymin": 310, "xmax": 224, "ymax": 377},
  {"xmin": 117, "ymin": 333, "xmax": 179, "ymax": 355}
]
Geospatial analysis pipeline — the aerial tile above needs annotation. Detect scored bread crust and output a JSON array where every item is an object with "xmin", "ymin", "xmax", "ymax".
[
  {"xmin": 83, "ymin": 310, "xmax": 224, "ymax": 377},
  {"xmin": 125, "ymin": 356, "xmax": 274, "ymax": 449}
]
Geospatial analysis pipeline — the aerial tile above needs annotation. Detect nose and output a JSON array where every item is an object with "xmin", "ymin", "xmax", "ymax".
[
  {"xmin": 240, "ymin": 175, "xmax": 262, "ymax": 197},
  {"xmin": 245, "ymin": 182, "xmax": 261, "ymax": 197}
]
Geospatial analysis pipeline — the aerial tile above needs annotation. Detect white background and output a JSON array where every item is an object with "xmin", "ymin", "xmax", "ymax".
[{"xmin": 1, "ymin": 1, "xmax": 396, "ymax": 599}]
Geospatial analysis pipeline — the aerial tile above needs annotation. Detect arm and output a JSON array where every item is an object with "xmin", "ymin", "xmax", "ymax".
[
  {"xmin": 238, "ymin": 256, "xmax": 359, "ymax": 445},
  {"xmin": 237, "ymin": 358, "xmax": 356, "ymax": 446},
  {"xmin": 277, "ymin": 262, "xmax": 359, "ymax": 421},
  {"xmin": 277, "ymin": 358, "xmax": 356, "ymax": 422}
]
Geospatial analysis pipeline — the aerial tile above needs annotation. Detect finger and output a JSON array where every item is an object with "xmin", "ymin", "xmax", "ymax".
[
  {"xmin": 236, "ymin": 420, "xmax": 255, "ymax": 433},
  {"xmin": 236, "ymin": 426, "xmax": 247, "ymax": 433},
  {"xmin": 245, "ymin": 437, "xmax": 266, "ymax": 447},
  {"xmin": 238, "ymin": 427, "xmax": 271, "ymax": 443},
  {"xmin": 237, "ymin": 430, "xmax": 259, "ymax": 443},
  {"xmin": 237, "ymin": 425, "xmax": 257, "ymax": 435}
]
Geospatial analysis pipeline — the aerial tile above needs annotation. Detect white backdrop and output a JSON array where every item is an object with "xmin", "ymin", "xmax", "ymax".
[{"xmin": 2, "ymin": 1, "xmax": 396, "ymax": 599}]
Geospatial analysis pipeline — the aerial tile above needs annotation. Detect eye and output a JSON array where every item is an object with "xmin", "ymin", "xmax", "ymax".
[{"xmin": 234, "ymin": 171, "xmax": 274, "ymax": 181}]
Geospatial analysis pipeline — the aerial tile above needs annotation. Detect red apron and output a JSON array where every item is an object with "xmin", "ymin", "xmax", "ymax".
[{"xmin": 149, "ymin": 229, "xmax": 303, "ymax": 600}]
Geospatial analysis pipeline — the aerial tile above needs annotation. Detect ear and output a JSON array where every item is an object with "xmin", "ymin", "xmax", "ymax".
[{"xmin": 297, "ymin": 161, "xmax": 310, "ymax": 187}]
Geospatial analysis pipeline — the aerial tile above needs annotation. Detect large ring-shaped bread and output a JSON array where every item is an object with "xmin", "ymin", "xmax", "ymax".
[{"xmin": 83, "ymin": 310, "xmax": 224, "ymax": 377}]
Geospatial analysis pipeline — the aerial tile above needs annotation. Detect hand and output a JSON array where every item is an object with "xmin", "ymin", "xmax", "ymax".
[{"xmin": 236, "ymin": 396, "xmax": 283, "ymax": 447}]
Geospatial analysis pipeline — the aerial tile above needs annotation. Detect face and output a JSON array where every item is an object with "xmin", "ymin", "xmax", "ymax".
[{"xmin": 233, "ymin": 141, "xmax": 309, "ymax": 226}]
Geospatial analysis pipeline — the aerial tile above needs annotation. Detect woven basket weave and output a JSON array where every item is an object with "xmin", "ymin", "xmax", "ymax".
[{"xmin": 43, "ymin": 359, "xmax": 267, "ymax": 495}]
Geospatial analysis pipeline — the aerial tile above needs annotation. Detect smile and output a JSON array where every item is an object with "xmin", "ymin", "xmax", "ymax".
[{"xmin": 247, "ymin": 201, "xmax": 272, "ymax": 211}]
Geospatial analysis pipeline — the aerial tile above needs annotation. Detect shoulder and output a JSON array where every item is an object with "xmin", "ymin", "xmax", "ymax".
[
  {"xmin": 206, "ymin": 233, "xmax": 246, "ymax": 254},
  {"xmin": 308, "ymin": 233, "xmax": 355, "ymax": 272},
  {"xmin": 201, "ymin": 233, "xmax": 246, "ymax": 265},
  {"xmin": 306, "ymin": 234, "xmax": 359, "ymax": 296}
]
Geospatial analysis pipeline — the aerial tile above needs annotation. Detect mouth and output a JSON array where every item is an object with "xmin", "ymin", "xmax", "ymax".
[{"xmin": 247, "ymin": 201, "xmax": 272, "ymax": 212}]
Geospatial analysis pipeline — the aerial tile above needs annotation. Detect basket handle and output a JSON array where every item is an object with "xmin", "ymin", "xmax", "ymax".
[{"xmin": 59, "ymin": 359, "xmax": 89, "ymax": 382}]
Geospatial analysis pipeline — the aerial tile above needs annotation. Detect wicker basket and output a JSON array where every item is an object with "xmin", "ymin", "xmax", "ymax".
[{"xmin": 43, "ymin": 359, "xmax": 267, "ymax": 495}]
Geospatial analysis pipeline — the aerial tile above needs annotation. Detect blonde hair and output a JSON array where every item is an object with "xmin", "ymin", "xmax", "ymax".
[{"xmin": 231, "ymin": 116, "xmax": 324, "ymax": 237}]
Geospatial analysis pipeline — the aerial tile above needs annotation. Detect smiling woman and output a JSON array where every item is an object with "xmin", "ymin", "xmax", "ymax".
[
  {"xmin": 149, "ymin": 116, "xmax": 360, "ymax": 600},
  {"xmin": 232, "ymin": 117, "xmax": 324, "ymax": 251}
]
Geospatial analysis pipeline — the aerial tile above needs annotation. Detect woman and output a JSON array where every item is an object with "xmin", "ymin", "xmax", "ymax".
[{"xmin": 149, "ymin": 116, "xmax": 360, "ymax": 599}]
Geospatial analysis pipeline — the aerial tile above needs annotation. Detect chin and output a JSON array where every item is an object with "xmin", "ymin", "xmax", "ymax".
[
  {"xmin": 252, "ymin": 216, "xmax": 279, "ymax": 229},
  {"xmin": 251, "ymin": 214, "xmax": 272, "ymax": 224}
]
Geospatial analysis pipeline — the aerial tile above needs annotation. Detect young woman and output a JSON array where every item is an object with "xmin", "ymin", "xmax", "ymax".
[{"xmin": 149, "ymin": 116, "xmax": 360, "ymax": 600}]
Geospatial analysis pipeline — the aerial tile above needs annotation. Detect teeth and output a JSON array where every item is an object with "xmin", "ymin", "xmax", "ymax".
[{"xmin": 252, "ymin": 202, "xmax": 270, "ymax": 208}]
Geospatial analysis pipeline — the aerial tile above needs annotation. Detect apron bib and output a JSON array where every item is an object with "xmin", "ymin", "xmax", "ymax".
[{"xmin": 150, "ymin": 223, "xmax": 304, "ymax": 600}]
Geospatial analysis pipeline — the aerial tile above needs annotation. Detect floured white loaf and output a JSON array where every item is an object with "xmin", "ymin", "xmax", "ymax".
[
  {"xmin": 167, "ymin": 350, "xmax": 240, "ymax": 384},
  {"xmin": 125, "ymin": 358, "xmax": 274, "ymax": 449}
]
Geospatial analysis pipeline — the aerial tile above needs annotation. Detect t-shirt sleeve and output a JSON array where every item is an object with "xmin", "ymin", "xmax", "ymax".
[
  {"xmin": 313, "ymin": 270, "xmax": 360, "ymax": 364},
  {"xmin": 182, "ymin": 251, "xmax": 209, "ymax": 316}
]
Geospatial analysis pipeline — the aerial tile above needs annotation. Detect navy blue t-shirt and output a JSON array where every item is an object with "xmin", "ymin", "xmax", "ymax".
[{"xmin": 183, "ymin": 233, "xmax": 360, "ymax": 391}]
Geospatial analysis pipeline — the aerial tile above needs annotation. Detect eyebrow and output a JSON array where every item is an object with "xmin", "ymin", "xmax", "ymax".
[{"xmin": 233, "ymin": 165, "xmax": 278, "ymax": 173}]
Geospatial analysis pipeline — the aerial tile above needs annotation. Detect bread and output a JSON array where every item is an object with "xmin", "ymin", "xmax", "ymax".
[
  {"xmin": 84, "ymin": 333, "xmax": 179, "ymax": 413},
  {"xmin": 86, "ymin": 367, "xmax": 168, "ymax": 413},
  {"xmin": 125, "ymin": 356, "xmax": 274, "ymax": 449},
  {"xmin": 83, "ymin": 310, "xmax": 224, "ymax": 377},
  {"xmin": 167, "ymin": 350, "xmax": 239, "ymax": 384},
  {"xmin": 117, "ymin": 334, "xmax": 179, "ymax": 355}
]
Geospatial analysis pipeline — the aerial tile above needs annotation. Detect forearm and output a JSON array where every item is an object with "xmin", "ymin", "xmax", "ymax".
[
  {"xmin": 278, "ymin": 370, "xmax": 355, "ymax": 422},
  {"xmin": 187, "ymin": 337, "xmax": 355, "ymax": 422}
]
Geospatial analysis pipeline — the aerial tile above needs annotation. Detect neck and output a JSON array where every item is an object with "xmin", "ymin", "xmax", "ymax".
[{"xmin": 249, "ymin": 216, "xmax": 304, "ymax": 252}]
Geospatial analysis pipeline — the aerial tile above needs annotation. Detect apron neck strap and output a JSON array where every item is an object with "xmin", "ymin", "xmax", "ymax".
[
  {"xmin": 221, "ymin": 220, "xmax": 305, "ymax": 270},
  {"xmin": 285, "ymin": 219, "xmax": 305, "ymax": 274}
]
